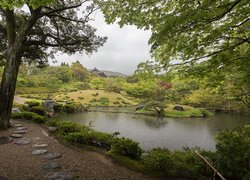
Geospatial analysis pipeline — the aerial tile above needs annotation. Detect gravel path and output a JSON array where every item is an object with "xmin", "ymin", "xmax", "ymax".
[{"xmin": 0, "ymin": 120, "xmax": 152, "ymax": 180}]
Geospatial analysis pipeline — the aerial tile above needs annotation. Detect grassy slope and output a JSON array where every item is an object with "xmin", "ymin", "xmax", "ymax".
[
  {"xmin": 139, "ymin": 104, "xmax": 214, "ymax": 118},
  {"xmin": 54, "ymin": 90, "xmax": 137, "ymax": 106}
]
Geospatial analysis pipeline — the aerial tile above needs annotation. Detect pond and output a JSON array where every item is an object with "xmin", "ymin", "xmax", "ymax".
[{"xmin": 56, "ymin": 108, "xmax": 250, "ymax": 151}]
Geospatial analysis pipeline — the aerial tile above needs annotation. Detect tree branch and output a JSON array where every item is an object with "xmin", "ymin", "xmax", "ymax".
[{"xmin": 203, "ymin": 0, "xmax": 242, "ymax": 22}]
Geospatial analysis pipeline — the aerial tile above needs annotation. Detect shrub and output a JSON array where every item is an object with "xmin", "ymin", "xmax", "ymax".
[
  {"xmin": 99, "ymin": 97, "xmax": 110, "ymax": 106},
  {"xmin": 53, "ymin": 103, "xmax": 63, "ymax": 113},
  {"xmin": 111, "ymin": 138, "xmax": 143, "ymax": 160},
  {"xmin": 29, "ymin": 105, "xmax": 46, "ymax": 116},
  {"xmin": 65, "ymin": 131, "xmax": 89, "ymax": 144},
  {"xmin": 142, "ymin": 148, "xmax": 175, "ymax": 176},
  {"xmin": 11, "ymin": 112, "xmax": 46, "ymax": 123},
  {"xmin": 74, "ymin": 82, "xmax": 90, "ymax": 90},
  {"xmin": 24, "ymin": 100, "xmax": 40, "ymax": 107},
  {"xmin": 142, "ymin": 148, "xmax": 212, "ymax": 178},
  {"xmin": 65, "ymin": 130, "xmax": 113, "ymax": 149},
  {"xmin": 56, "ymin": 121, "xmax": 81, "ymax": 135},
  {"xmin": 62, "ymin": 103, "xmax": 76, "ymax": 113},
  {"xmin": 215, "ymin": 125, "xmax": 250, "ymax": 179}
]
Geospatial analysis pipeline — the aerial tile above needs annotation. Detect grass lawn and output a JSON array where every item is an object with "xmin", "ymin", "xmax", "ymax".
[
  {"xmin": 54, "ymin": 90, "xmax": 137, "ymax": 106},
  {"xmin": 138, "ymin": 104, "xmax": 214, "ymax": 118}
]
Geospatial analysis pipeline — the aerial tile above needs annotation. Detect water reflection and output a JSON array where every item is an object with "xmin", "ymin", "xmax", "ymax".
[{"xmin": 56, "ymin": 110, "xmax": 250, "ymax": 151}]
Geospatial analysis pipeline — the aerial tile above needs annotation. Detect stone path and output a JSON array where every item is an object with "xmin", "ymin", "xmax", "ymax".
[
  {"xmin": 10, "ymin": 122, "xmax": 74, "ymax": 180},
  {"xmin": 0, "ymin": 120, "xmax": 151, "ymax": 180}
]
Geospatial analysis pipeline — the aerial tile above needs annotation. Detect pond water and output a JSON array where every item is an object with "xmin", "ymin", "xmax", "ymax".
[{"xmin": 56, "ymin": 108, "xmax": 250, "ymax": 151}]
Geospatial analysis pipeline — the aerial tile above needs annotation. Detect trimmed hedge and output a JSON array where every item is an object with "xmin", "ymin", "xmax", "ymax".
[
  {"xmin": 49, "ymin": 120, "xmax": 143, "ymax": 159},
  {"xmin": 11, "ymin": 112, "xmax": 46, "ymax": 123}
]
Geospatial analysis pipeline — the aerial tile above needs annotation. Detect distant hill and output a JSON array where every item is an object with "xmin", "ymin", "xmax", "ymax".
[{"xmin": 100, "ymin": 70, "xmax": 128, "ymax": 77}]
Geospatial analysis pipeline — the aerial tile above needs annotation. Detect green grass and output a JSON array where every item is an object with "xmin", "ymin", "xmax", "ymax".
[
  {"xmin": 54, "ymin": 90, "xmax": 136, "ymax": 106},
  {"xmin": 16, "ymin": 87, "xmax": 58, "ymax": 94},
  {"xmin": 138, "ymin": 104, "xmax": 214, "ymax": 118}
]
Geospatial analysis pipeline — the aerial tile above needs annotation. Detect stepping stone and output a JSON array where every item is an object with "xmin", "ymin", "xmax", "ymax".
[
  {"xmin": 48, "ymin": 126, "xmax": 57, "ymax": 132},
  {"xmin": 11, "ymin": 134, "xmax": 23, "ymax": 138},
  {"xmin": 14, "ymin": 130, "xmax": 27, "ymax": 134},
  {"xmin": 16, "ymin": 127, "xmax": 27, "ymax": 131},
  {"xmin": 0, "ymin": 136, "xmax": 13, "ymax": 145},
  {"xmin": 0, "ymin": 176, "xmax": 8, "ymax": 180},
  {"xmin": 44, "ymin": 172, "xmax": 74, "ymax": 180},
  {"xmin": 33, "ymin": 144, "xmax": 48, "ymax": 148},
  {"xmin": 44, "ymin": 152, "xmax": 62, "ymax": 160},
  {"xmin": 14, "ymin": 138, "xmax": 31, "ymax": 145},
  {"xmin": 32, "ymin": 149, "xmax": 48, "ymax": 155},
  {"xmin": 14, "ymin": 124, "xmax": 22, "ymax": 127},
  {"xmin": 42, "ymin": 162, "xmax": 62, "ymax": 170}
]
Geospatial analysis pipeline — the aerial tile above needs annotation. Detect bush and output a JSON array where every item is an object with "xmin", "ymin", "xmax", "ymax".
[
  {"xmin": 111, "ymin": 138, "xmax": 143, "ymax": 160},
  {"xmin": 11, "ymin": 112, "xmax": 46, "ymax": 123},
  {"xmin": 142, "ymin": 148, "xmax": 175, "ymax": 176},
  {"xmin": 99, "ymin": 97, "xmax": 110, "ymax": 106},
  {"xmin": 65, "ymin": 131, "xmax": 89, "ymax": 144},
  {"xmin": 142, "ymin": 148, "xmax": 212, "ymax": 178},
  {"xmin": 24, "ymin": 100, "xmax": 40, "ymax": 107},
  {"xmin": 29, "ymin": 105, "xmax": 46, "ymax": 116},
  {"xmin": 215, "ymin": 125, "xmax": 250, "ymax": 179},
  {"xmin": 74, "ymin": 82, "xmax": 90, "ymax": 90},
  {"xmin": 53, "ymin": 103, "xmax": 63, "ymax": 113},
  {"xmin": 56, "ymin": 121, "xmax": 81, "ymax": 135},
  {"xmin": 62, "ymin": 103, "xmax": 76, "ymax": 113}
]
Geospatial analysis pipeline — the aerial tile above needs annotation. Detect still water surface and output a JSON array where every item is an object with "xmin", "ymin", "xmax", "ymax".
[{"xmin": 57, "ymin": 109, "xmax": 250, "ymax": 151}]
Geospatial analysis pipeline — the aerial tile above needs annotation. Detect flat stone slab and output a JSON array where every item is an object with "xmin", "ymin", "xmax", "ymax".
[
  {"xmin": 42, "ymin": 162, "xmax": 62, "ymax": 170},
  {"xmin": 14, "ymin": 124, "xmax": 22, "ymax": 127},
  {"xmin": 14, "ymin": 130, "xmax": 27, "ymax": 134},
  {"xmin": 14, "ymin": 138, "xmax": 31, "ymax": 145},
  {"xmin": 0, "ymin": 176, "xmax": 8, "ymax": 180},
  {"xmin": 11, "ymin": 134, "xmax": 24, "ymax": 138},
  {"xmin": 32, "ymin": 149, "xmax": 48, "ymax": 155},
  {"xmin": 33, "ymin": 144, "xmax": 48, "ymax": 148},
  {"xmin": 44, "ymin": 172, "xmax": 74, "ymax": 180},
  {"xmin": 16, "ymin": 127, "xmax": 28, "ymax": 131},
  {"xmin": 0, "ymin": 136, "xmax": 13, "ymax": 145},
  {"xmin": 44, "ymin": 152, "xmax": 62, "ymax": 160}
]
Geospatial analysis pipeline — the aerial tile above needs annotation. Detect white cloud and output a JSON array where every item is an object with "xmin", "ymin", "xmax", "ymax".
[{"xmin": 51, "ymin": 11, "xmax": 152, "ymax": 75}]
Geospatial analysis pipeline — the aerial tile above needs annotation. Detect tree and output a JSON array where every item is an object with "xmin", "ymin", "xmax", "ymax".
[
  {"xmin": 96, "ymin": 0, "xmax": 249, "ymax": 87},
  {"xmin": 71, "ymin": 60, "xmax": 90, "ymax": 82},
  {"xmin": 0, "ymin": 0, "xmax": 107, "ymax": 129}
]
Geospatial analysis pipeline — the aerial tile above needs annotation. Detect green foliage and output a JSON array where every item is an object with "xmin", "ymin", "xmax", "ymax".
[
  {"xmin": 65, "ymin": 131, "xmax": 113, "ymax": 149},
  {"xmin": 98, "ymin": 97, "xmax": 110, "ymax": 106},
  {"xmin": 29, "ymin": 105, "xmax": 46, "ymax": 116},
  {"xmin": 111, "ymin": 138, "xmax": 143, "ymax": 160},
  {"xmin": 97, "ymin": 0, "xmax": 249, "ymax": 78},
  {"xmin": 142, "ymin": 148, "xmax": 212, "ymax": 178},
  {"xmin": 24, "ymin": 100, "xmax": 40, "ymax": 107},
  {"xmin": 142, "ymin": 148, "xmax": 175, "ymax": 176},
  {"xmin": 215, "ymin": 125, "xmax": 250, "ymax": 179},
  {"xmin": 62, "ymin": 103, "xmax": 76, "ymax": 113},
  {"xmin": 104, "ymin": 78, "xmax": 123, "ymax": 93},
  {"xmin": 11, "ymin": 112, "xmax": 46, "ymax": 123},
  {"xmin": 55, "ymin": 121, "xmax": 81, "ymax": 135},
  {"xmin": 74, "ymin": 82, "xmax": 90, "ymax": 90},
  {"xmin": 53, "ymin": 103, "xmax": 63, "ymax": 113}
]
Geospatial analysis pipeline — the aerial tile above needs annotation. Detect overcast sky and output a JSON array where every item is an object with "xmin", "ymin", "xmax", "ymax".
[{"xmin": 51, "ymin": 11, "xmax": 152, "ymax": 75}]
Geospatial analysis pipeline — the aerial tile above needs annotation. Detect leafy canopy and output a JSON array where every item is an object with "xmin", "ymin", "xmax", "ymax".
[
  {"xmin": 0, "ymin": 0, "xmax": 107, "ymax": 65},
  {"xmin": 96, "ymin": 0, "xmax": 249, "ymax": 76}
]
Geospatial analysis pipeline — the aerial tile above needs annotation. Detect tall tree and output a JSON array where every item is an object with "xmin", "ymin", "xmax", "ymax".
[
  {"xmin": 0, "ymin": 0, "xmax": 106, "ymax": 129},
  {"xmin": 96, "ymin": 0, "xmax": 249, "ymax": 82}
]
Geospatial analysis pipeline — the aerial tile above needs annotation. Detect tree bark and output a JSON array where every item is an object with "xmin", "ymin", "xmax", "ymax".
[{"xmin": 0, "ymin": 46, "xmax": 22, "ymax": 129}]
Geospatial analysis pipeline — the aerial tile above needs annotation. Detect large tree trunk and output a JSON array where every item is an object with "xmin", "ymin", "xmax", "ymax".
[{"xmin": 0, "ymin": 47, "xmax": 21, "ymax": 129}]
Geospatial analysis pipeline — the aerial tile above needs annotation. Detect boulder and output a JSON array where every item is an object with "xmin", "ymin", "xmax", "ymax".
[
  {"xmin": 173, "ymin": 106, "xmax": 184, "ymax": 111},
  {"xmin": 135, "ymin": 105, "xmax": 144, "ymax": 111}
]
